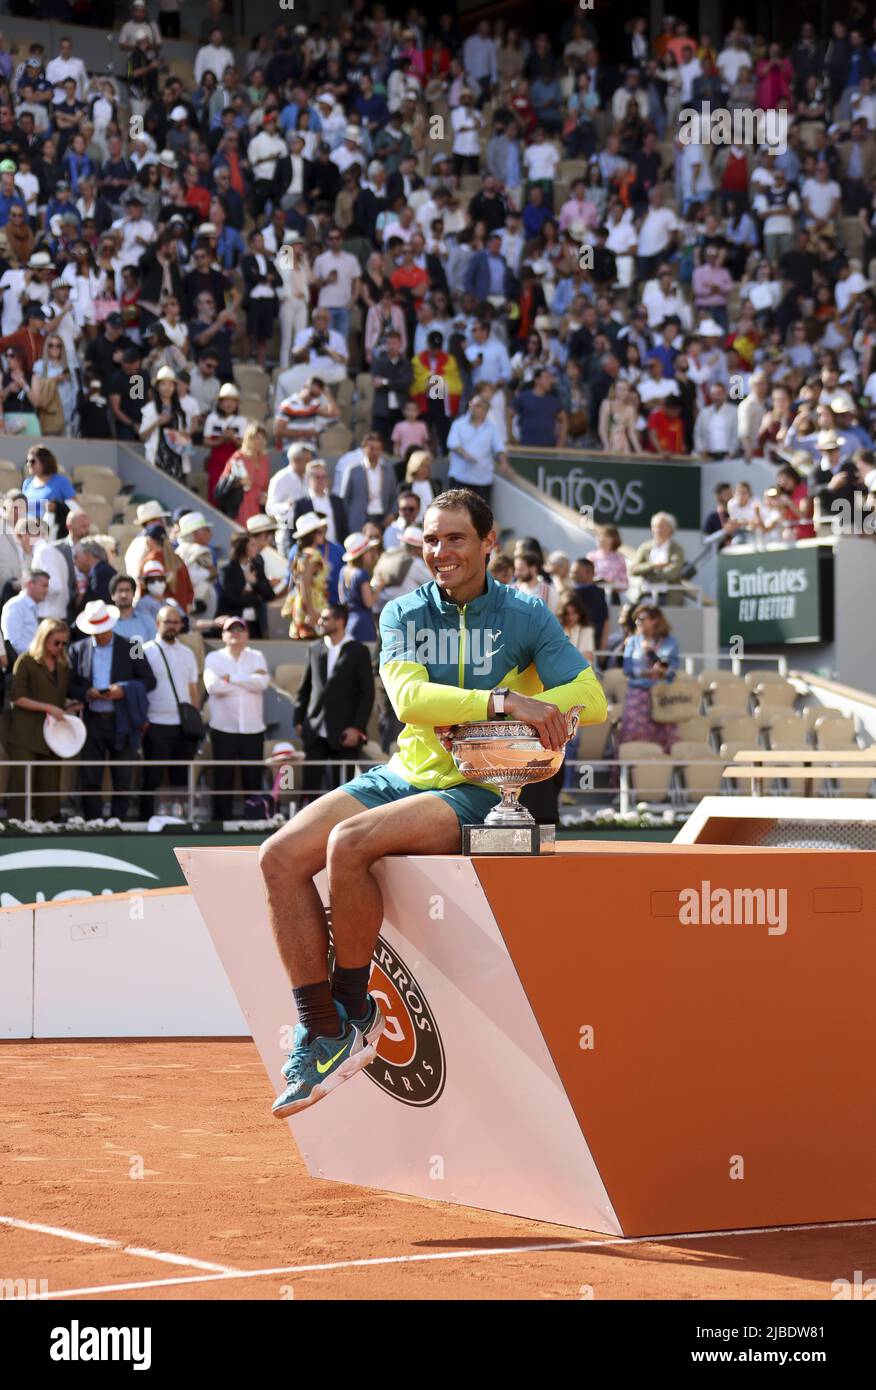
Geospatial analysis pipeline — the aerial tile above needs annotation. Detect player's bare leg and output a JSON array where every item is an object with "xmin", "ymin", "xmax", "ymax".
[
  {"xmin": 326, "ymin": 793, "xmax": 462, "ymax": 968},
  {"xmin": 258, "ymin": 787, "xmax": 364, "ymax": 985}
]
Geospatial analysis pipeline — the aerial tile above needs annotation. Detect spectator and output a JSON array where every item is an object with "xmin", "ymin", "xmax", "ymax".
[
  {"xmin": 446, "ymin": 394, "xmax": 510, "ymax": 505},
  {"xmin": 73, "ymin": 540, "xmax": 115, "ymax": 609},
  {"xmin": 285, "ymin": 512, "xmax": 330, "ymax": 639},
  {"xmin": 20, "ymin": 445, "xmax": 75, "ymax": 525},
  {"xmin": 110, "ymin": 572, "xmax": 156, "ymax": 643},
  {"xmin": 203, "ymin": 615, "xmax": 271, "ymax": 820},
  {"xmin": 139, "ymin": 605, "xmax": 201, "ymax": 820},
  {"xmin": 217, "ymin": 531, "xmax": 274, "ymax": 638},
  {"xmin": 293, "ymin": 602, "xmax": 374, "ymax": 798},
  {"xmin": 383, "ymin": 491, "xmax": 422, "ymax": 550},
  {"xmin": 138, "ymin": 366, "xmax": 192, "ymax": 476},
  {"xmin": 618, "ymin": 604, "xmax": 681, "ymax": 752},
  {"xmin": 1, "ymin": 569, "xmax": 49, "ymax": 660},
  {"xmin": 266, "ymin": 441, "xmax": 314, "ymax": 539},
  {"xmin": 513, "ymin": 548, "xmax": 560, "ymax": 613},
  {"xmin": 340, "ymin": 432, "xmax": 397, "ymax": 531},
  {"xmin": 246, "ymin": 513, "xmax": 287, "ymax": 598},
  {"xmin": 371, "ymin": 329, "xmax": 414, "ymax": 444},
  {"xmin": 559, "ymin": 590, "xmax": 595, "ymax": 662},
  {"xmin": 513, "ymin": 367, "xmax": 567, "ymax": 447},
  {"xmin": 279, "ymin": 305, "xmax": 349, "ymax": 395},
  {"xmin": 291, "ymin": 458, "xmax": 348, "ymax": 546},
  {"xmin": 629, "ymin": 512, "xmax": 687, "ymax": 605},
  {"xmin": 273, "ymin": 376, "xmax": 339, "ymax": 449},
  {"xmin": 218, "ymin": 422, "xmax": 270, "ymax": 528},
  {"xmin": 338, "ymin": 531, "xmax": 379, "ymax": 647},
  {"xmin": 67, "ymin": 598, "xmax": 156, "ymax": 820},
  {"xmin": 7, "ymin": 617, "xmax": 76, "ymax": 820},
  {"xmin": 202, "ymin": 382, "xmax": 247, "ymax": 501},
  {"xmin": 693, "ymin": 381, "xmax": 740, "ymax": 458},
  {"xmin": 591, "ymin": 526, "xmax": 629, "ymax": 594},
  {"xmin": 312, "ymin": 226, "xmax": 361, "ymax": 339}
]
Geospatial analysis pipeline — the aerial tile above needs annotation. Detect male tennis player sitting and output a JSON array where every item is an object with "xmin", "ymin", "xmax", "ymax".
[{"xmin": 260, "ymin": 488, "xmax": 607, "ymax": 1117}]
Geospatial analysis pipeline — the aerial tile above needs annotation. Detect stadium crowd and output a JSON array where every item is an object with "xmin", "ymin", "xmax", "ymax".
[{"xmin": 1, "ymin": 4, "xmax": 876, "ymax": 818}]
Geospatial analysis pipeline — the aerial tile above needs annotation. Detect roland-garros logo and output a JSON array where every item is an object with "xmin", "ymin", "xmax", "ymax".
[{"xmin": 328, "ymin": 933, "xmax": 445, "ymax": 1106}]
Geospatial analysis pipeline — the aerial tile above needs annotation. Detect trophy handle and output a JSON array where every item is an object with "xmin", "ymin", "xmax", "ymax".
[{"xmin": 566, "ymin": 706, "xmax": 582, "ymax": 741}]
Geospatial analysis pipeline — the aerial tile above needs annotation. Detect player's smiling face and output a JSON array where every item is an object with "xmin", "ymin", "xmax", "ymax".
[{"xmin": 422, "ymin": 506, "xmax": 494, "ymax": 604}]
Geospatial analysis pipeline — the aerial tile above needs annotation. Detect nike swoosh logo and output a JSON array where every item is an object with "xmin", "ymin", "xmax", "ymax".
[{"xmin": 316, "ymin": 1040, "xmax": 351, "ymax": 1074}]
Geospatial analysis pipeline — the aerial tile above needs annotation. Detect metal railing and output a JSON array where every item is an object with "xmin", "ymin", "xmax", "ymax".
[{"xmin": 1, "ymin": 757, "xmax": 381, "ymax": 823}]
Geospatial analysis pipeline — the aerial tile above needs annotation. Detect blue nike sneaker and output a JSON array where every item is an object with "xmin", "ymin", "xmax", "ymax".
[
  {"xmin": 272, "ymin": 1001, "xmax": 382, "ymax": 1120},
  {"xmin": 281, "ymin": 993, "xmax": 385, "ymax": 1082}
]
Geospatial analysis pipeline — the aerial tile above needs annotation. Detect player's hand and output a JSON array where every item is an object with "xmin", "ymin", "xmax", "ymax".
[
  {"xmin": 435, "ymin": 725, "xmax": 456, "ymax": 751},
  {"xmin": 504, "ymin": 693, "xmax": 568, "ymax": 751}
]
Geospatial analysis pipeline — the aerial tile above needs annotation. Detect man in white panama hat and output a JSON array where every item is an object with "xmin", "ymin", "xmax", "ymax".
[
  {"xmin": 246, "ymin": 513, "xmax": 287, "ymax": 596},
  {"xmin": 67, "ymin": 598, "xmax": 156, "ymax": 819}
]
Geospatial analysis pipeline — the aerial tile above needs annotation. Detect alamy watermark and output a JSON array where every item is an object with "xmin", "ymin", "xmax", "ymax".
[
  {"xmin": 678, "ymin": 102, "xmax": 789, "ymax": 155},
  {"xmin": 382, "ymin": 622, "xmax": 504, "ymax": 676},
  {"xmin": 678, "ymin": 881, "xmax": 788, "ymax": 935}
]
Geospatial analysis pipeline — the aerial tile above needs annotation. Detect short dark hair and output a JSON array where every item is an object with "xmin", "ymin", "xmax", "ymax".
[
  {"xmin": 325, "ymin": 602, "xmax": 348, "ymax": 622},
  {"xmin": 426, "ymin": 488, "xmax": 494, "ymax": 539},
  {"xmin": 109, "ymin": 573, "xmax": 136, "ymax": 595},
  {"xmin": 516, "ymin": 549, "xmax": 541, "ymax": 569}
]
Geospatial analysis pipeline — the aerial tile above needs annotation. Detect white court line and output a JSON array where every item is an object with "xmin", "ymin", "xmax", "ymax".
[
  {"xmin": 29, "ymin": 1215, "xmax": 876, "ymax": 1301},
  {"xmin": 0, "ymin": 1215, "xmax": 240, "ymax": 1275}
]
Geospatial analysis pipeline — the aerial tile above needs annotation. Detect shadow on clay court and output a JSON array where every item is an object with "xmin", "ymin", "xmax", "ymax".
[{"xmin": 411, "ymin": 1226, "xmax": 876, "ymax": 1289}]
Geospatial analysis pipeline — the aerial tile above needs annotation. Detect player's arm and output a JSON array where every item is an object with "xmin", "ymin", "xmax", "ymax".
[{"xmin": 506, "ymin": 606, "xmax": 608, "ymax": 744}]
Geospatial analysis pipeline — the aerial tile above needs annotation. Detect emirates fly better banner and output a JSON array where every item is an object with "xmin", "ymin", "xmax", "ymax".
[{"xmin": 718, "ymin": 545, "xmax": 833, "ymax": 646}]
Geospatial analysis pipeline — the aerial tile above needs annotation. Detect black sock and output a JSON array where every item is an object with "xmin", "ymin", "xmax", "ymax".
[
  {"xmin": 331, "ymin": 964, "xmax": 371, "ymax": 1022},
  {"xmin": 293, "ymin": 982, "xmax": 342, "ymax": 1039}
]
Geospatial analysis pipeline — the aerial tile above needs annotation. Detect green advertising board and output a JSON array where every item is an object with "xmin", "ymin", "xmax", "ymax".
[
  {"xmin": 718, "ymin": 545, "xmax": 833, "ymax": 646},
  {"xmin": 507, "ymin": 450, "xmax": 702, "ymax": 529},
  {"xmin": 0, "ymin": 832, "xmax": 267, "ymax": 908}
]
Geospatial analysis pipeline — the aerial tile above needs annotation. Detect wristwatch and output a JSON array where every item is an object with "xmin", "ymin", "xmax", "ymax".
[{"xmin": 491, "ymin": 687, "xmax": 510, "ymax": 717}]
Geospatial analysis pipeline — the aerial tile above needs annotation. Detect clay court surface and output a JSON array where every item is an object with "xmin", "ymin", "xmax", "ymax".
[{"xmin": 1, "ymin": 1039, "xmax": 873, "ymax": 1302}]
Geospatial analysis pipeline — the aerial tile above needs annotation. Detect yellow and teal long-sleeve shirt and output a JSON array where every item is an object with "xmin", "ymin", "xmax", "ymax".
[{"xmin": 379, "ymin": 571, "xmax": 608, "ymax": 791}]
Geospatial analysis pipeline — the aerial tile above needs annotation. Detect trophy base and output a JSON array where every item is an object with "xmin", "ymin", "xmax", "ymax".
[{"xmin": 462, "ymin": 823, "xmax": 556, "ymax": 856}]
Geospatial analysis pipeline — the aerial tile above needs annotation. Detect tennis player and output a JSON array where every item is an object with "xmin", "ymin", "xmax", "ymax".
[{"xmin": 261, "ymin": 488, "xmax": 607, "ymax": 1117}]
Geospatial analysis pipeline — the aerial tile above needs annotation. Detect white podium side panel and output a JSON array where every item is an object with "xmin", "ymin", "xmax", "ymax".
[
  {"xmin": 0, "ymin": 906, "xmax": 34, "ymax": 1037},
  {"xmin": 33, "ymin": 889, "xmax": 248, "ymax": 1037},
  {"xmin": 177, "ymin": 846, "xmax": 620, "ymax": 1234}
]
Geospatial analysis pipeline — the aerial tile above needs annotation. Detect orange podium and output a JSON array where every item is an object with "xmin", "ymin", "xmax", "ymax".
[{"xmin": 177, "ymin": 841, "xmax": 876, "ymax": 1236}]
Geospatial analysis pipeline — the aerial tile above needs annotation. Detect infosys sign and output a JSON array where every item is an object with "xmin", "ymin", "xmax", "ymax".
[
  {"xmin": 507, "ymin": 452, "xmax": 701, "ymax": 528},
  {"xmin": 718, "ymin": 546, "xmax": 832, "ymax": 645}
]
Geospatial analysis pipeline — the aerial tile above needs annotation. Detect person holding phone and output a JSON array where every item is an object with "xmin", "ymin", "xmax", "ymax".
[
  {"xmin": 618, "ymin": 604, "xmax": 681, "ymax": 752},
  {"xmin": 67, "ymin": 599, "xmax": 157, "ymax": 821}
]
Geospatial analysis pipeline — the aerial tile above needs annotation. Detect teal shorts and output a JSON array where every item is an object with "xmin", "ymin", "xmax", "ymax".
[{"xmin": 342, "ymin": 764, "xmax": 499, "ymax": 832}]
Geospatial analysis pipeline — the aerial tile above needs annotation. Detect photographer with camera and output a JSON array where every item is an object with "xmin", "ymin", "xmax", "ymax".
[{"xmin": 274, "ymin": 307, "xmax": 349, "ymax": 399}]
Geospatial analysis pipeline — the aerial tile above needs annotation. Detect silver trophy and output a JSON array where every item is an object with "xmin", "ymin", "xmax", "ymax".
[{"xmin": 450, "ymin": 708, "xmax": 581, "ymax": 855}]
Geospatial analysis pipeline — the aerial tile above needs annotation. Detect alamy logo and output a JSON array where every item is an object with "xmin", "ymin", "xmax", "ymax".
[
  {"xmin": 382, "ymin": 622, "xmax": 504, "ymax": 676},
  {"xmin": 50, "ymin": 1321, "xmax": 152, "ymax": 1370},
  {"xmin": 678, "ymin": 881, "xmax": 788, "ymax": 935},
  {"xmin": 678, "ymin": 102, "xmax": 789, "ymax": 154}
]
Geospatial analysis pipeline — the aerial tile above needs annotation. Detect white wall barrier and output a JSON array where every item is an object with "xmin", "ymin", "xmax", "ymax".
[{"xmin": 1, "ymin": 889, "xmax": 248, "ymax": 1039}]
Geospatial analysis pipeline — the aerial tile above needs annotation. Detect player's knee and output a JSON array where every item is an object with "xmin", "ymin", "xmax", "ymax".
[
  {"xmin": 259, "ymin": 825, "xmax": 312, "ymax": 889},
  {"xmin": 326, "ymin": 816, "xmax": 370, "ymax": 864}
]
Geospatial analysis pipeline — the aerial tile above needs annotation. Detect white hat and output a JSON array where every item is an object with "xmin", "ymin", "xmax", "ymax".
[
  {"xmin": 43, "ymin": 711, "xmax": 87, "ymax": 759},
  {"xmin": 697, "ymin": 318, "xmax": 724, "ymax": 338},
  {"xmin": 282, "ymin": 229, "xmax": 302, "ymax": 244},
  {"xmin": 342, "ymin": 530, "xmax": 379, "ymax": 561},
  {"xmin": 817, "ymin": 429, "xmax": 845, "ymax": 450},
  {"xmin": 154, "ymin": 365, "xmax": 177, "ymax": 383},
  {"xmin": 135, "ymin": 500, "xmax": 170, "ymax": 525},
  {"xmin": 158, "ymin": 149, "xmax": 176, "ymax": 168},
  {"xmin": 402, "ymin": 525, "xmax": 424, "ymax": 546},
  {"xmin": 266, "ymin": 740, "xmax": 303, "ymax": 763},
  {"xmin": 287, "ymin": 441, "xmax": 313, "ymax": 462},
  {"xmin": 864, "ymin": 467, "xmax": 876, "ymax": 491},
  {"xmin": 294, "ymin": 510, "xmax": 328, "ymax": 540},
  {"xmin": 246, "ymin": 513, "xmax": 276, "ymax": 535},
  {"xmin": 170, "ymin": 105, "xmax": 188, "ymax": 122},
  {"xmin": 28, "ymin": 251, "xmax": 52, "ymax": 269},
  {"xmin": 344, "ymin": 124, "xmax": 363, "ymax": 143},
  {"xmin": 177, "ymin": 511, "xmax": 210, "ymax": 537},
  {"xmin": 316, "ymin": 92, "xmax": 335, "ymax": 107},
  {"xmin": 197, "ymin": 221, "xmax": 217, "ymax": 237},
  {"xmin": 218, "ymin": 382, "xmax": 240, "ymax": 399},
  {"xmin": 75, "ymin": 599, "xmax": 120, "ymax": 636}
]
